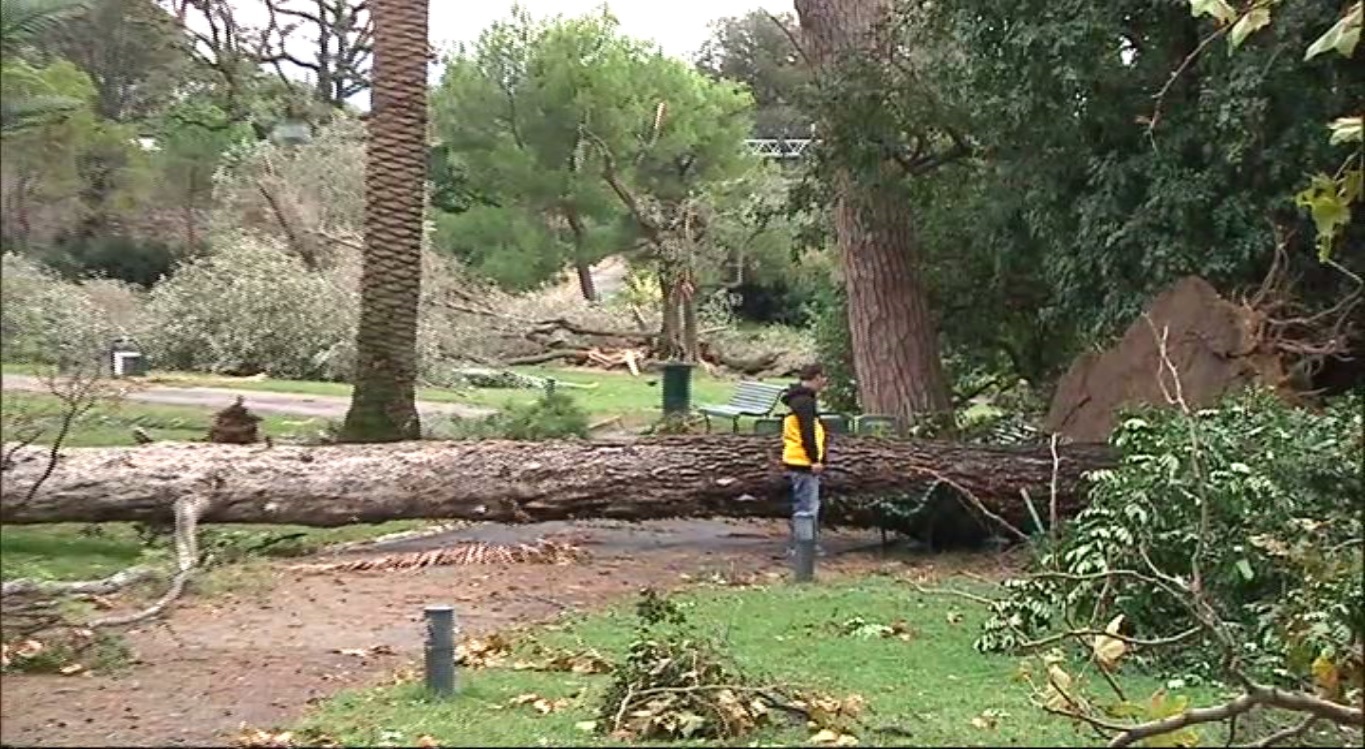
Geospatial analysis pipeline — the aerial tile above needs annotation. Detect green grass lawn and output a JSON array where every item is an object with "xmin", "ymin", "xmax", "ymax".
[
  {"xmin": 3, "ymin": 361, "xmax": 765, "ymax": 430},
  {"xmin": 298, "ymin": 576, "xmax": 1229, "ymax": 748},
  {"xmin": 0, "ymin": 520, "xmax": 434, "ymax": 582},
  {"xmin": 455, "ymin": 365, "xmax": 741, "ymax": 428},
  {"xmin": 0, "ymin": 390, "xmax": 330, "ymax": 447},
  {"xmin": 0, "ymin": 388, "xmax": 436, "ymax": 582}
]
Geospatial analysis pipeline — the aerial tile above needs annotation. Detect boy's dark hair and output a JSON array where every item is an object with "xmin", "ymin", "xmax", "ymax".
[{"xmin": 798, "ymin": 363, "xmax": 825, "ymax": 381}]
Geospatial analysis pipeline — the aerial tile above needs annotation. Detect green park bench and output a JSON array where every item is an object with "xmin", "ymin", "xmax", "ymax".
[
  {"xmin": 698, "ymin": 380, "xmax": 786, "ymax": 434},
  {"xmin": 754, "ymin": 413, "xmax": 900, "ymax": 436}
]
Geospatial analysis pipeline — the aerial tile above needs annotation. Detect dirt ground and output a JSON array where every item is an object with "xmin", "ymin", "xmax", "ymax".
[{"xmin": 0, "ymin": 519, "xmax": 1015, "ymax": 747}]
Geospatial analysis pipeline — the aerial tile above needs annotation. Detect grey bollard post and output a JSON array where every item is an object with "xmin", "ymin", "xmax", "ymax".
[
  {"xmin": 792, "ymin": 512, "xmax": 817, "ymax": 583},
  {"xmin": 424, "ymin": 605, "xmax": 457, "ymax": 697}
]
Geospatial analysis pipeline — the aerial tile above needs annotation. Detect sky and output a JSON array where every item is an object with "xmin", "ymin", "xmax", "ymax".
[{"xmin": 428, "ymin": 0, "xmax": 793, "ymax": 60}]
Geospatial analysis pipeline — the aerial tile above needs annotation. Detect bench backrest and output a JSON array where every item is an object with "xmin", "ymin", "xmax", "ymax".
[{"xmin": 727, "ymin": 381, "xmax": 787, "ymax": 413}]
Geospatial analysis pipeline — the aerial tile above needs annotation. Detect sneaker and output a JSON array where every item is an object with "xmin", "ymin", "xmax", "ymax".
[{"xmin": 816, "ymin": 546, "xmax": 828, "ymax": 558}]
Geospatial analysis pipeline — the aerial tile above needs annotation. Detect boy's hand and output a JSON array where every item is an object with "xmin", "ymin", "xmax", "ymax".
[{"xmin": 811, "ymin": 463, "xmax": 824, "ymax": 474}]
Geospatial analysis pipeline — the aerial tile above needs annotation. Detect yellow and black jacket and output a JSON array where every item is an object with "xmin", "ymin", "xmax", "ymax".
[{"xmin": 780, "ymin": 384, "xmax": 826, "ymax": 470}]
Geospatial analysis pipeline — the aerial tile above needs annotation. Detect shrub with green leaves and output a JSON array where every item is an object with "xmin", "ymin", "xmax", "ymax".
[
  {"xmin": 142, "ymin": 235, "xmax": 355, "ymax": 380},
  {"xmin": 0, "ymin": 252, "xmax": 140, "ymax": 367},
  {"xmin": 433, "ymin": 390, "xmax": 590, "ymax": 441},
  {"xmin": 977, "ymin": 388, "xmax": 1364, "ymax": 686},
  {"xmin": 806, "ymin": 279, "xmax": 858, "ymax": 413}
]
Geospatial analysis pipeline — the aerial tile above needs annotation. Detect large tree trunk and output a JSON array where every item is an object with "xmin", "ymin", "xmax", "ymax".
[
  {"xmin": 795, "ymin": 0, "xmax": 953, "ymax": 424},
  {"xmin": 341, "ymin": 0, "xmax": 428, "ymax": 442},
  {"xmin": 0, "ymin": 437, "xmax": 1112, "ymax": 532}
]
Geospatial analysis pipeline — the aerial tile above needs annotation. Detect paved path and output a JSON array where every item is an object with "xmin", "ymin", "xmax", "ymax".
[{"xmin": 0, "ymin": 374, "xmax": 496, "ymax": 420}]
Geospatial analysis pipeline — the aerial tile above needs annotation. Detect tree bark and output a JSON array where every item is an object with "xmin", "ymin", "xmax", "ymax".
[
  {"xmin": 564, "ymin": 205, "xmax": 598, "ymax": 302},
  {"xmin": 341, "ymin": 0, "xmax": 428, "ymax": 443},
  {"xmin": 0, "ymin": 437, "xmax": 1112, "ymax": 532},
  {"xmin": 795, "ymin": 0, "xmax": 953, "ymax": 424},
  {"xmin": 658, "ymin": 271, "xmax": 686, "ymax": 360}
]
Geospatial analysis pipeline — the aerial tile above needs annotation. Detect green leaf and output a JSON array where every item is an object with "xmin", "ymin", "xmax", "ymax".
[
  {"xmin": 1235, "ymin": 558, "xmax": 1254, "ymax": 581},
  {"xmin": 1328, "ymin": 116, "xmax": 1363, "ymax": 146},
  {"xmin": 1229, "ymin": 7, "xmax": 1272, "ymax": 50},
  {"xmin": 1188, "ymin": 0, "xmax": 1238, "ymax": 25},
  {"xmin": 1305, "ymin": 2, "xmax": 1362, "ymax": 60},
  {"xmin": 1343, "ymin": 169, "xmax": 1363, "ymax": 204},
  {"xmin": 1295, "ymin": 177, "xmax": 1352, "ymax": 260}
]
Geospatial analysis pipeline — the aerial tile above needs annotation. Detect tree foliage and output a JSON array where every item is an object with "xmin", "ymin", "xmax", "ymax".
[
  {"xmin": 430, "ymin": 8, "xmax": 635, "ymax": 293},
  {"xmin": 432, "ymin": 7, "xmax": 763, "ymax": 307},
  {"xmin": 928, "ymin": 0, "xmax": 1364, "ymax": 336},
  {"xmin": 695, "ymin": 10, "xmax": 809, "ymax": 139},
  {"xmin": 979, "ymin": 389, "xmax": 1363, "ymax": 685}
]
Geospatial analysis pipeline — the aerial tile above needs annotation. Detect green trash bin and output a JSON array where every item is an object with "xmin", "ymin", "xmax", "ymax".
[
  {"xmin": 660, "ymin": 362, "xmax": 694, "ymax": 417},
  {"xmin": 855, "ymin": 415, "xmax": 900, "ymax": 437}
]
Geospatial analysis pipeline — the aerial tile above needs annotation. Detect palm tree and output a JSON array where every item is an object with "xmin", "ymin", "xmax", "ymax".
[
  {"xmin": 0, "ymin": 0, "xmax": 91, "ymax": 133},
  {"xmin": 340, "ymin": 0, "xmax": 429, "ymax": 442},
  {"xmin": 0, "ymin": 0, "xmax": 86, "ymax": 54}
]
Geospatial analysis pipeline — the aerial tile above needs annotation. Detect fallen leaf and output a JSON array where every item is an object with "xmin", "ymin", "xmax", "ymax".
[
  {"xmin": 1092, "ymin": 614, "xmax": 1128, "ymax": 671},
  {"xmin": 59, "ymin": 663, "xmax": 85, "ymax": 675},
  {"xmin": 415, "ymin": 735, "xmax": 439, "ymax": 748},
  {"xmin": 574, "ymin": 720, "xmax": 597, "ymax": 733},
  {"xmin": 1312, "ymin": 653, "xmax": 1341, "ymax": 699},
  {"xmin": 946, "ymin": 610, "xmax": 964, "ymax": 625},
  {"xmin": 232, "ymin": 728, "xmax": 296, "ymax": 748},
  {"xmin": 810, "ymin": 728, "xmax": 859, "ymax": 746}
]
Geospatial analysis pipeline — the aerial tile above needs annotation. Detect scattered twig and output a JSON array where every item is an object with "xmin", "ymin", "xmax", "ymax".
[
  {"xmin": 1248, "ymin": 715, "xmax": 1318, "ymax": 747},
  {"xmin": 1108, "ymin": 686, "xmax": 1363, "ymax": 748},
  {"xmin": 931, "ymin": 471, "xmax": 1030, "ymax": 542},
  {"xmin": 17, "ymin": 367, "xmax": 107, "ymax": 506},
  {"xmin": 1048, "ymin": 432, "xmax": 1061, "ymax": 540},
  {"xmin": 86, "ymin": 488, "xmax": 211, "ymax": 629},
  {"xmin": 908, "ymin": 582, "xmax": 998, "ymax": 608},
  {"xmin": 1018, "ymin": 625, "xmax": 1202, "ymax": 652},
  {"xmin": 1, "ymin": 566, "xmax": 157, "ymax": 599}
]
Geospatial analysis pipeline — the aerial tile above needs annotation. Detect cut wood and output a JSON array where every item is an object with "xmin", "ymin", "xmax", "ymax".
[{"xmin": 0, "ymin": 436, "xmax": 1112, "ymax": 531}]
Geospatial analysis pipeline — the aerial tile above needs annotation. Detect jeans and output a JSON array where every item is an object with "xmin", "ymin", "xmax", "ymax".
[{"xmin": 787, "ymin": 470, "xmax": 821, "ymax": 550}]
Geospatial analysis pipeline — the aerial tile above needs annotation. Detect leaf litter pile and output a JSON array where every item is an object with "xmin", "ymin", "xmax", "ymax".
[
  {"xmin": 237, "ymin": 590, "xmax": 876, "ymax": 747},
  {"xmin": 584, "ymin": 589, "xmax": 867, "ymax": 744}
]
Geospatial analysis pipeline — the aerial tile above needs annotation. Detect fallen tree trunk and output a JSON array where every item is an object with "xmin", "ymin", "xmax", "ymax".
[{"xmin": 0, "ymin": 436, "xmax": 1113, "ymax": 531}]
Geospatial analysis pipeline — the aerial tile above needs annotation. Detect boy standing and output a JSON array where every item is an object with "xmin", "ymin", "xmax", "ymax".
[{"xmin": 780, "ymin": 364, "xmax": 829, "ymax": 554}]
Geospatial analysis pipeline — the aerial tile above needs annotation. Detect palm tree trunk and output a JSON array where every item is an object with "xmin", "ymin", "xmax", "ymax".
[{"xmin": 341, "ymin": 0, "xmax": 428, "ymax": 442}]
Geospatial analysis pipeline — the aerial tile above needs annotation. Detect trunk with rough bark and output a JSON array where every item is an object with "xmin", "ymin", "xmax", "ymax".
[
  {"xmin": 341, "ymin": 0, "xmax": 428, "ymax": 442},
  {"xmin": 566, "ymin": 208, "xmax": 598, "ymax": 302},
  {"xmin": 0, "ymin": 437, "xmax": 1112, "ymax": 533},
  {"xmin": 795, "ymin": 0, "xmax": 953, "ymax": 425},
  {"xmin": 658, "ymin": 271, "xmax": 686, "ymax": 360},
  {"xmin": 835, "ymin": 172, "xmax": 952, "ymax": 416}
]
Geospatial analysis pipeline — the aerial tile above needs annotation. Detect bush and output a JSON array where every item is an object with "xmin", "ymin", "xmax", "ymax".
[
  {"xmin": 977, "ymin": 388, "xmax": 1364, "ymax": 686},
  {"xmin": 142, "ymin": 235, "xmax": 354, "ymax": 379},
  {"xmin": 806, "ymin": 279, "xmax": 858, "ymax": 413},
  {"xmin": 37, "ymin": 233, "xmax": 180, "ymax": 288},
  {"xmin": 0, "ymin": 253, "xmax": 141, "ymax": 367},
  {"xmin": 432, "ymin": 389, "xmax": 589, "ymax": 441}
]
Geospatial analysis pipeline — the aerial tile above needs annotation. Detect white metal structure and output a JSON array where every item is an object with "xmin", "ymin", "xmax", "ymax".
[{"xmin": 745, "ymin": 138, "xmax": 813, "ymax": 159}]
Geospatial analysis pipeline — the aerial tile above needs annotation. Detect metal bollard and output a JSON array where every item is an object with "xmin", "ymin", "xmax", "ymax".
[
  {"xmin": 424, "ymin": 605, "xmax": 457, "ymax": 697},
  {"xmin": 792, "ymin": 512, "xmax": 817, "ymax": 583}
]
